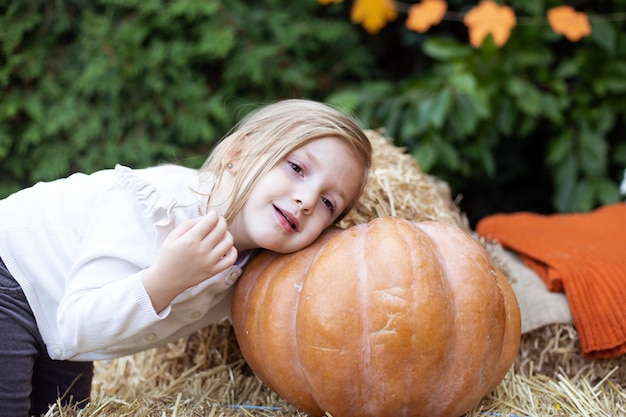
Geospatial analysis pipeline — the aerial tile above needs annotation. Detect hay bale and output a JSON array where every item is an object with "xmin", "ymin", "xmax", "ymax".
[
  {"xmin": 340, "ymin": 130, "xmax": 511, "ymax": 278},
  {"xmin": 50, "ymin": 130, "xmax": 624, "ymax": 416},
  {"xmin": 340, "ymin": 130, "xmax": 469, "ymax": 230}
]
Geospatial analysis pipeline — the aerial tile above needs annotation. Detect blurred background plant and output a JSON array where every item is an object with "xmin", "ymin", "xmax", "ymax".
[
  {"xmin": 0, "ymin": 0, "xmax": 368, "ymax": 195},
  {"xmin": 1, "ymin": 0, "xmax": 625, "ymax": 225},
  {"xmin": 325, "ymin": 0, "xmax": 626, "ymax": 222}
]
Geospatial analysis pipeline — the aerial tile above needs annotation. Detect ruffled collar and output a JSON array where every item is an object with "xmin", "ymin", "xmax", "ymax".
[{"xmin": 114, "ymin": 164, "xmax": 216, "ymax": 247}]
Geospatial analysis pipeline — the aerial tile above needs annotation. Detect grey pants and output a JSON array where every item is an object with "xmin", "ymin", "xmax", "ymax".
[{"xmin": 0, "ymin": 258, "xmax": 93, "ymax": 417}]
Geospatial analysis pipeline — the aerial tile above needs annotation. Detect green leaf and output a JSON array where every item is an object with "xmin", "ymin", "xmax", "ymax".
[
  {"xmin": 506, "ymin": 77, "xmax": 542, "ymax": 116},
  {"xmin": 552, "ymin": 153, "xmax": 578, "ymax": 212},
  {"xmin": 593, "ymin": 76, "xmax": 626, "ymax": 95},
  {"xmin": 479, "ymin": 145, "xmax": 496, "ymax": 177},
  {"xmin": 494, "ymin": 97, "xmax": 515, "ymax": 136},
  {"xmin": 422, "ymin": 38, "xmax": 472, "ymax": 61},
  {"xmin": 614, "ymin": 142, "xmax": 626, "ymax": 166},
  {"xmin": 574, "ymin": 180, "xmax": 596, "ymax": 212},
  {"xmin": 0, "ymin": 130, "xmax": 11, "ymax": 159},
  {"xmin": 399, "ymin": 97, "xmax": 429, "ymax": 141},
  {"xmin": 415, "ymin": 95, "xmax": 437, "ymax": 131},
  {"xmin": 438, "ymin": 141, "xmax": 461, "ymax": 172},
  {"xmin": 167, "ymin": 0, "xmax": 220, "ymax": 18},
  {"xmin": 577, "ymin": 126, "xmax": 607, "ymax": 177},
  {"xmin": 450, "ymin": 95, "xmax": 479, "ymax": 135},
  {"xmin": 540, "ymin": 93, "xmax": 563, "ymax": 124},
  {"xmin": 412, "ymin": 142, "xmax": 437, "ymax": 172},
  {"xmin": 595, "ymin": 108, "xmax": 616, "ymax": 135},
  {"xmin": 0, "ymin": 4, "xmax": 41, "ymax": 55},
  {"xmin": 512, "ymin": 0, "xmax": 543, "ymax": 15},
  {"xmin": 381, "ymin": 99, "xmax": 404, "ymax": 139},
  {"xmin": 196, "ymin": 25, "xmax": 236, "ymax": 59},
  {"xmin": 553, "ymin": 59, "xmax": 581, "ymax": 79},
  {"xmin": 430, "ymin": 89, "xmax": 452, "ymax": 129},
  {"xmin": 593, "ymin": 179, "xmax": 621, "ymax": 205},
  {"xmin": 547, "ymin": 131, "xmax": 573, "ymax": 165},
  {"xmin": 589, "ymin": 16, "xmax": 616, "ymax": 55},
  {"xmin": 449, "ymin": 72, "xmax": 477, "ymax": 96},
  {"xmin": 326, "ymin": 90, "xmax": 365, "ymax": 113},
  {"xmin": 31, "ymin": 143, "xmax": 71, "ymax": 181}
]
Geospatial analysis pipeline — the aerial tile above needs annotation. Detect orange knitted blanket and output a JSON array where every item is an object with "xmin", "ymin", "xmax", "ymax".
[{"xmin": 476, "ymin": 203, "xmax": 626, "ymax": 359}]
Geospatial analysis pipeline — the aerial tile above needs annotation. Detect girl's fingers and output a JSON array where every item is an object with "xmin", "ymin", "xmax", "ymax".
[
  {"xmin": 187, "ymin": 211, "xmax": 220, "ymax": 239},
  {"xmin": 219, "ymin": 246, "xmax": 238, "ymax": 268},
  {"xmin": 213, "ymin": 232, "xmax": 234, "ymax": 258},
  {"xmin": 169, "ymin": 216, "xmax": 203, "ymax": 238},
  {"xmin": 189, "ymin": 211, "xmax": 234, "ymax": 261}
]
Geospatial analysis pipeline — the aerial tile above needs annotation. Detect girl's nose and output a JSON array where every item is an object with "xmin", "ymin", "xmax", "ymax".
[{"xmin": 295, "ymin": 189, "xmax": 317, "ymax": 214}]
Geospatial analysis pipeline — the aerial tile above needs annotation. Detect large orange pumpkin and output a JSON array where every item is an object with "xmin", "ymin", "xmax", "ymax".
[{"xmin": 231, "ymin": 216, "xmax": 521, "ymax": 417}]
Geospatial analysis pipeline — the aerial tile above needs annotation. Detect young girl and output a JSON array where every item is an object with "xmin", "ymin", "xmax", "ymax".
[{"xmin": 0, "ymin": 99, "xmax": 372, "ymax": 416}]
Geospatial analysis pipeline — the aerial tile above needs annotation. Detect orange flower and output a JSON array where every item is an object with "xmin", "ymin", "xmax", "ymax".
[
  {"xmin": 318, "ymin": 0, "xmax": 344, "ymax": 4},
  {"xmin": 547, "ymin": 6, "xmax": 591, "ymax": 41},
  {"xmin": 406, "ymin": 0, "xmax": 447, "ymax": 33},
  {"xmin": 463, "ymin": 0, "xmax": 516, "ymax": 47},
  {"xmin": 351, "ymin": 0, "xmax": 398, "ymax": 34}
]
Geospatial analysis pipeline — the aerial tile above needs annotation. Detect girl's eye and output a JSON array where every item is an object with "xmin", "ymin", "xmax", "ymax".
[
  {"xmin": 322, "ymin": 197, "xmax": 335, "ymax": 213},
  {"xmin": 289, "ymin": 162, "xmax": 303, "ymax": 174}
]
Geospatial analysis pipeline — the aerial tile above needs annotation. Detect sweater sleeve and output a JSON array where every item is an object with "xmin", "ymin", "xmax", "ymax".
[
  {"xmin": 57, "ymin": 269, "xmax": 162, "ymax": 353},
  {"xmin": 56, "ymin": 166, "xmax": 185, "ymax": 354},
  {"xmin": 476, "ymin": 203, "xmax": 626, "ymax": 359}
]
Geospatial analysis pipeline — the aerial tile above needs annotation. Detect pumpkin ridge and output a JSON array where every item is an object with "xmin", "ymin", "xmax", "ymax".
[
  {"xmin": 244, "ymin": 254, "xmax": 286, "ymax": 389},
  {"xmin": 356, "ymin": 221, "xmax": 376, "ymax": 414},
  {"xmin": 379, "ymin": 218, "xmax": 428, "ymax": 409},
  {"xmin": 232, "ymin": 217, "xmax": 521, "ymax": 417},
  {"xmin": 291, "ymin": 228, "xmax": 347, "ymax": 412},
  {"xmin": 235, "ymin": 252, "xmax": 276, "ymax": 371},
  {"xmin": 413, "ymin": 224, "xmax": 461, "ymax": 414},
  {"xmin": 414, "ymin": 221, "xmax": 520, "ymax": 416},
  {"xmin": 359, "ymin": 219, "xmax": 399, "ymax": 413},
  {"xmin": 283, "ymin": 227, "xmax": 359, "ymax": 413},
  {"xmin": 422, "ymin": 223, "xmax": 488, "ymax": 414},
  {"xmin": 405, "ymin": 220, "xmax": 458, "ymax": 413},
  {"xmin": 288, "ymin": 228, "xmax": 346, "ymax": 414},
  {"xmin": 488, "ymin": 264, "xmax": 522, "ymax": 389},
  {"xmin": 365, "ymin": 217, "xmax": 454, "ymax": 413}
]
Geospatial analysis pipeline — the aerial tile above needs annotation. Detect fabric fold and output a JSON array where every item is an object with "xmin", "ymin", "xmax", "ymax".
[
  {"xmin": 476, "ymin": 203, "xmax": 626, "ymax": 359},
  {"xmin": 115, "ymin": 164, "xmax": 179, "ymax": 246}
]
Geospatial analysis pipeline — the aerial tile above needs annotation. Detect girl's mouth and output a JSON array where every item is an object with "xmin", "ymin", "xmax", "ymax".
[{"xmin": 274, "ymin": 205, "xmax": 299, "ymax": 232}]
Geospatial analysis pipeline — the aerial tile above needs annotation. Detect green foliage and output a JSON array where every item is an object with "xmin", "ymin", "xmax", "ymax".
[
  {"xmin": 0, "ymin": 0, "xmax": 370, "ymax": 197},
  {"xmin": 2, "ymin": 0, "xmax": 624, "ymax": 217},
  {"xmin": 329, "ymin": 0, "xmax": 626, "ymax": 213}
]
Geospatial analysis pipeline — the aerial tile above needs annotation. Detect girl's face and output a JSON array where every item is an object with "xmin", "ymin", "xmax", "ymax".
[{"xmin": 230, "ymin": 136, "xmax": 364, "ymax": 253}]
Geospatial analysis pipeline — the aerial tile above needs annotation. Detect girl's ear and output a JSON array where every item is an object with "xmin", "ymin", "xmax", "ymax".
[{"xmin": 222, "ymin": 148, "xmax": 242, "ymax": 174}]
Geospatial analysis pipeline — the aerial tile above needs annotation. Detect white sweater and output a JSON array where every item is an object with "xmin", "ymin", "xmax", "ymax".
[{"xmin": 0, "ymin": 164, "xmax": 250, "ymax": 361}]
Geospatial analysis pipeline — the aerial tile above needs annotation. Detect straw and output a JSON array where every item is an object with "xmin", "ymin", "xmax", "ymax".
[{"xmin": 48, "ymin": 130, "xmax": 624, "ymax": 416}]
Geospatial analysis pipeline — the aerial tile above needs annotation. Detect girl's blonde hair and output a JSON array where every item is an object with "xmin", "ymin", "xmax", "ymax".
[{"xmin": 199, "ymin": 99, "xmax": 372, "ymax": 224}]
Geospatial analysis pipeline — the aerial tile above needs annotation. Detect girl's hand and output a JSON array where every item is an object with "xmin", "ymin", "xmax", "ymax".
[{"xmin": 142, "ymin": 211, "xmax": 238, "ymax": 313}]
